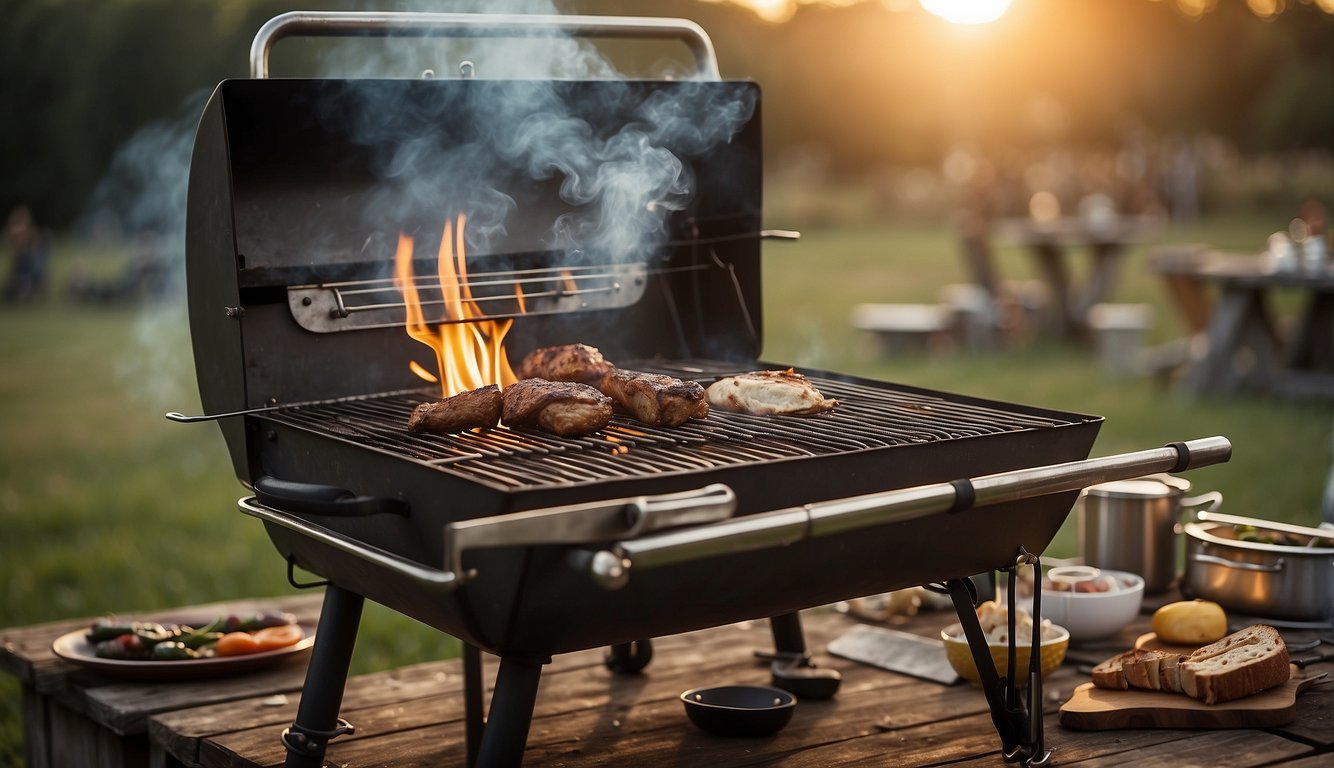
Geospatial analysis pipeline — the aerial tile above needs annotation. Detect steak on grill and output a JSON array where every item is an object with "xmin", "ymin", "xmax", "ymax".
[
  {"xmin": 407, "ymin": 385, "xmax": 503, "ymax": 434},
  {"xmin": 598, "ymin": 368, "xmax": 708, "ymax": 427},
  {"xmin": 517, "ymin": 343, "xmax": 615, "ymax": 384},
  {"xmin": 502, "ymin": 379, "xmax": 614, "ymax": 437}
]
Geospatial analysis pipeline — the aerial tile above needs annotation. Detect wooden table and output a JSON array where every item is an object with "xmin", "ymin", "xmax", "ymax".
[
  {"xmin": 1152, "ymin": 250, "xmax": 1334, "ymax": 398},
  {"xmin": 993, "ymin": 215, "xmax": 1160, "ymax": 341},
  {"xmin": 0, "ymin": 594, "xmax": 322, "ymax": 768},
  {"xmin": 7, "ymin": 591, "xmax": 1331, "ymax": 767}
]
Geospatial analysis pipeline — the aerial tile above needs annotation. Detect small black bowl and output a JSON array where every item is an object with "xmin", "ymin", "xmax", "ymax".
[{"xmin": 680, "ymin": 685, "xmax": 796, "ymax": 738}]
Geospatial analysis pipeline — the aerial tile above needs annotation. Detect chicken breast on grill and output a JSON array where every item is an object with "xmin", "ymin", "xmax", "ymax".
[
  {"xmin": 407, "ymin": 385, "xmax": 503, "ymax": 434},
  {"xmin": 598, "ymin": 369, "xmax": 708, "ymax": 427},
  {"xmin": 705, "ymin": 369, "xmax": 838, "ymax": 415},
  {"xmin": 501, "ymin": 379, "xmax": 614, "ymax": 437},
  {"xmin": 517, "ymin": 343, "xmax": 615, "ymax": 384}
]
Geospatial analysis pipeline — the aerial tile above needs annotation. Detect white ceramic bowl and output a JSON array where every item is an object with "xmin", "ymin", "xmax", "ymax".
[{"xmin": 1039, "ymin": 567, "xmax": 1144, "ymax": 642}]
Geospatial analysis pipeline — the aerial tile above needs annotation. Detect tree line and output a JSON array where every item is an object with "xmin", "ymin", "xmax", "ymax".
[{"xmin": 3, "ymin": 0, "xmax": 1331, "ymax": 230}]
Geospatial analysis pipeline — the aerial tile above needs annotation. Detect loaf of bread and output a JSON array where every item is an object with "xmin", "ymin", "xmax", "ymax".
[
  {"xmin": 1179, "ymin": 624, "xmax": 1290, "ymax": 705},
  {"xmin": 1091, "ymin": 624, "xmax": 1289, "ymax": 704}
]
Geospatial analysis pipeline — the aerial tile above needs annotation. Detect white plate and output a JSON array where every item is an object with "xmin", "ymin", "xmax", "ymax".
[{"xmin": 51, "ymin": 614, "xmax": 316, "ymax": 680}]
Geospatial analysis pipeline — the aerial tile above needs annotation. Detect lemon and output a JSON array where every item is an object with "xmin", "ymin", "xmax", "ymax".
[{"xmin": 1152, "ymin": 599, "xmax": 1227, "ymax": 645}]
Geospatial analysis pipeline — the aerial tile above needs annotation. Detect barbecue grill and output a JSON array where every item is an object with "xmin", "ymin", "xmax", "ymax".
[{"xmin": 180, "ymin": 12, "xmax": 1231, "ymax": 768}]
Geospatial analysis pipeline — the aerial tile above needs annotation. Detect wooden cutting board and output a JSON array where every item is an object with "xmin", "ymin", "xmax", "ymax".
[{"xmin": 1059, "ymin": 671, "xmax": 1328, "ymax": 730}]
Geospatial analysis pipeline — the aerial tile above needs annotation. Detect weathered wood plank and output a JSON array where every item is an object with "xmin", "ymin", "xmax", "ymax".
[
  {"xmin": 21, "ymin": 684, "xmax": 52, "ymax": 768},
  {"xmin": 195, "ymin": 612, "xmax": 998, "ymax": 768},
  {"xmin": 195, "ymin": 623, "xmax": 809, "ymax": 767},
  {"xmin": 1268, "ymin": 679, "xmax": 1334, "ymax": 750},
  {"xmin": 1, "ymin": 593, "xmax": 323, "ymax": 768},
  {"xmin": 144, "ymin": 606, "xmax": 1334, "ymax": 768}
]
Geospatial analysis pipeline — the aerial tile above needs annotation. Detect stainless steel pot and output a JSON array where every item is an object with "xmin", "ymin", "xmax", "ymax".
[
  {"xmin": 1182, "ymin": 515, "xmax": 1334, "ymax": 622},
  {"xmin": 1078, "ymin": 476, "xmax": 1222, "ymax": 593}
]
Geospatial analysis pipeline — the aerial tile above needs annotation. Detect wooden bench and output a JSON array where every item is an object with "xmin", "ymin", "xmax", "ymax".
[
  {"xmin": 850, "ymin": 302, "xmax": 956, "ymax": 354},
  {"xmin": 1086, "ymin": 302, "xmax": 1154, "ymax": 376},
  {"xmin": 0, "ymin": 594, "xmax": 322, "ymax": 768}
]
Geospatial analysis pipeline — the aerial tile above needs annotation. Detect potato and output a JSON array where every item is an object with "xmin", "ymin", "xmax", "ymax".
[{"xmin": 1152, "ymin": 599, "xmax": 1227, "ymax": 645}]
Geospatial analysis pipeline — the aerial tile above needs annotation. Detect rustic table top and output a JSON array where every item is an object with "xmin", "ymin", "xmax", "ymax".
[{"xmin": 6, "ymin": 591, "xmax": 1332, "ymax": 767}]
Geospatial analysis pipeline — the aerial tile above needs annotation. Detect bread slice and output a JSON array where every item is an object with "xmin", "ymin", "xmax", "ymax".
[
  {"xmin": 1092, "ymin": 648, "xmax": 1169, "ymax": 691},
  {"xmin": 1091, "ymin": 650, "xmax": 1135, "ymax": 690},
  {"xmin": 1123, "ymin": 649, "xmax": 1170, "ymax": 690},
  {"xmin": 1179, "ymin": 624, "xmax": 1290, "ymax": 705},
  {"xmin": 1158, "ymin": 652, "xmax": 1186, "ymax": 693}
]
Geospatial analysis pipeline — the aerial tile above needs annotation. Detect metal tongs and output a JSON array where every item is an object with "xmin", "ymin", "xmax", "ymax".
[{"xmin": 939, "ymin": 548, "xmax": 1051, "ymax": 767}]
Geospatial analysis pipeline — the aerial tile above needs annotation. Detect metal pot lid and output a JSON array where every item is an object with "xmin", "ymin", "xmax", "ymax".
[{"xmin": 1085, "ymin": 478, "xmax": 1175, "ymax": 499}]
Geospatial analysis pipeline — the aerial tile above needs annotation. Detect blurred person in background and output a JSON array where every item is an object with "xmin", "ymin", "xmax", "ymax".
[{"xmin": 3, "ymin": 205, "xmax": 50, "ymax": 303}]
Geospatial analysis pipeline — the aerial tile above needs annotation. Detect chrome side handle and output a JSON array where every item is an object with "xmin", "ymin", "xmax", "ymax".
[
  {"xmin": 592, "ymin": 437, "xmax": 1233, "ymax": 589},
  {"xmin": 239, "ymin": 496, "xmax": 459, "ymax": 592},
  {"xmin": 250, "ymin": 11, "xmax": 721, "ymax": 79},
  {"xmin": 443, "ymin": 483, "xmax": 735, "ymax": 581}
]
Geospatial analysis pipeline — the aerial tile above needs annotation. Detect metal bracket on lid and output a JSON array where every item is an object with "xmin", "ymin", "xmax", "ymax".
[
  {"xmin": 249, "ymin": 11, "xmax": 722, "ymax": 80},
  {"xmin": 286, "ymin": 262, "xmax": 649, "ymax": 333}
]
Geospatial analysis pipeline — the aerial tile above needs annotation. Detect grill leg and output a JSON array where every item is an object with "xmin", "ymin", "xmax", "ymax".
[
  {"xmin": 464, "ymin": 644, "xmax": 484, "ymax": 768},
  {"xmin": 770, "ymin": 611, "xmax": 807, "ymax": 655},
  {"xmin": 475, "ymin": 655, "xmax": 546, "ymax": 768},
  {"xmin": 282, "ymin": 585, "xmax": 363, "ymax": 768},
  {"xmin": 763, "ymin": 612, "xmax": 841, "ymax": 699}
]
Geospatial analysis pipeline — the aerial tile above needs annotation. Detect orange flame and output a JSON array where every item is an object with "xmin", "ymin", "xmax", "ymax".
[{"xmin": 394, "ymin": 214, "xmax": 520, "ymax": 397}]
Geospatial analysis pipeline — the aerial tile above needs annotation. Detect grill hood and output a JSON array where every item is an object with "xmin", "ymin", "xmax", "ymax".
[{"xmin": 186, "ymin": 77, "xmax": 764, "ymax": 481}]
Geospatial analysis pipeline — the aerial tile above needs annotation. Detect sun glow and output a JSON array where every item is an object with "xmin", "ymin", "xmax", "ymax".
[{"xmin": 920, "ymin": 0, "xmax": 1012, "ymax": 24}]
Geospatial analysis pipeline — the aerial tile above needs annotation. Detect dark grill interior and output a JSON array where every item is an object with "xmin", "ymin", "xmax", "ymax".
[{"xmin": 260, "ymin": 361, "xmax": 1083, "ymax": 492}]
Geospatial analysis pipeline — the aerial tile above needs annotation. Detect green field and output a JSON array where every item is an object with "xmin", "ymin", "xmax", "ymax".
[{"xmin": 1, "ymin": 213, "xmax": 1330, "ymax": 765}]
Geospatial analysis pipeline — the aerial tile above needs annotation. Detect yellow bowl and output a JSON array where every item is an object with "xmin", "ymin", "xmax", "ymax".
[{"xmin": 940, "ymin": 623, "xmax": 1069, "ymax": 687}]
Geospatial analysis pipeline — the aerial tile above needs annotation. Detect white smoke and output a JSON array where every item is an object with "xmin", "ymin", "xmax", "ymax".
[
  {"xmin": 309, "ymin": 0, "xmax": 756, "ymax": 263},
  {"xmin": 81, "ymin": 92, "xmax": 208, "ymax": 409}
]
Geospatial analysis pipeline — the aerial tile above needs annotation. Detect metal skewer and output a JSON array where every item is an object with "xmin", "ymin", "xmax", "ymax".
[{"xmin": 166, "ymin": 387, "xmax": 435, "ymax": 424}]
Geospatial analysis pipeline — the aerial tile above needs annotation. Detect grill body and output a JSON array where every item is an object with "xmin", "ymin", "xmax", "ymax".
[
  {"xmin": 185, "ymin": 75, "xmax": 1104, "ymax": 657},
  {"xmin": 250, "ymin": 368, "xmax": 1100, "ymax": 655}
]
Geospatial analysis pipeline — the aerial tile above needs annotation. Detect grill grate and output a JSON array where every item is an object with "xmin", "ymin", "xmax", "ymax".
[{"xmin": 261, "ymin": 363, "xmax": 1082, "ymax": 491}]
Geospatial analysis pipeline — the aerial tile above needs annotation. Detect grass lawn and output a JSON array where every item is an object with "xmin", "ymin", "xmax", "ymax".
[{"xmin": 1, "ymin": 212, "xmax": 1330, "ymax": 765}]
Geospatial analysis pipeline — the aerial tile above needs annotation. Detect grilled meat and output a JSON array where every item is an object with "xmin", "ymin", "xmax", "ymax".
[
  {"xmin": 408, "ymin": 385, "xmax": 503, "ymax": 434},
  {"xmin": 517, "ymin": 343, "xmax": 614, "ymax": 384},
  {"xmin": 502, "ymin": 379, "xmax": 614, "ymax": 437},
  {"xmin": 705, "ymin": 369, "xmax": 838, "ymax": 415},
  {"xmin": 598, "ymin": 369, "xmax": 708, "ymax": 427}
]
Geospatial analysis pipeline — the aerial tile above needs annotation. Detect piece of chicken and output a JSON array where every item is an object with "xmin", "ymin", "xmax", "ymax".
[
  {"xmin": 598, "ymin": 369, "xmax": 708, "ymax": 427},
  {"xmin": 705, "ymin": 369, "xmax": 838, "ymax": 415},
  {"xmin": 501, "ymin": 379, "xmax": 614, "ymax": 437},
  {"xmin": 407, "ymin": 385, "xmax": 503, "ymax": 434},
  {"xmin": 516, "ymin": 343, "xmax": 615, "ymax": 384}
]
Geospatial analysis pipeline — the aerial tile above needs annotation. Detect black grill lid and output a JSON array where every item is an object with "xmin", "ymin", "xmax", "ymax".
[{"xmin": 185, "ymin": 78, "xmax": 766, "ymax": 481}]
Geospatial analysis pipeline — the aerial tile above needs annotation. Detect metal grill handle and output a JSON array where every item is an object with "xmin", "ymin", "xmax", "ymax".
[
  {"xmin": 250, "ymin": 11, "xmax": 721, "ymax": 80},
  {"xmin": 596, "ymin": 436, "xmax": 1232, "ymax": 586}
]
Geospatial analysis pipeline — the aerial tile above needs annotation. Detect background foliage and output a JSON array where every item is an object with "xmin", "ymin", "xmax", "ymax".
[{"xmin": 3, "ymin": 0, "xmax": 1333, "ymax": 227}]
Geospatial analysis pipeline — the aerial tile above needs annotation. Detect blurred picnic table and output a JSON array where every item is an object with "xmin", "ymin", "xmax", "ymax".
[
  {"xmin": 1150, "ymin": 246, "xmax": 1334, "ymax": 399},
  {"xmin": 988, "ymin": 213, "xmax": 1162, "ymax": 342}
]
